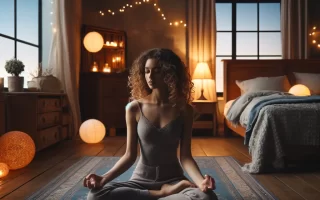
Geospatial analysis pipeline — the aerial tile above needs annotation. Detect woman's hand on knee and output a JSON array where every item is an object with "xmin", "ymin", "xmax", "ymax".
[
  {"xmin": 199, "ymin": 175, "xmax": 216, "ymax": 193},
  {"xmin": 83, "ymin": 174, "xmax": 106, "ymax": 189}
]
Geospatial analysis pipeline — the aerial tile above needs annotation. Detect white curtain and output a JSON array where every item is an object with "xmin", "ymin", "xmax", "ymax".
[
  {"xmin": 188, "ymin": 0, "xmax": 217, "ymax": 101},
  {"xmin": 49, "ymin": 0, "xmax": 82, "ymax": 137},
  {"xmin": 281, "ymin": 0, "xmax": 308, "ymax": 59}
]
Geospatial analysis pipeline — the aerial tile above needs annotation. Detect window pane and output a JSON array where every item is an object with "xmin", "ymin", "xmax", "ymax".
[
  {"xmin": 237, "ymin": 3, "xmax": 257, "ymax": 31},
  {"xmin": 0, "ymin": 37, "xmax": 15, "ymax": 87},
  {"xmin": 260, "ymin": 56, "xmax": 282, "ymax": 59},
  {"xmin": 17, "ymin": 42, "xmax": 39, "ymax": 88},
  {"xmin": 217, "ymin": 33, "xmax": 232, "ymax": 55},
  {"xmin": 259, "ymin": 33, "xmax": 281, "ymax": 55},
  {"xmin": 216, "ymin": 57, "xmax": 231, "ymax": 93},
  {"xmin": 237, "ymin": 33, "xmax": 257, "ymax": 55},
  {"xmin": 236, "ymin": 57, "xmax": 258, "ymax": 59},
  {"xmin": 216, "ymin": 3, "xmax": 232, "ymax": 31},
  {"xmin": 0, "ymin": 0, "xmax": 14, "ymax": 37},
  {"xmin": 17, "ymin": 0, "xmax": 38, "ymax": 45},
  {"xmin": 259, "ymin": 3, "xmax": 280, "ymax": 30}
]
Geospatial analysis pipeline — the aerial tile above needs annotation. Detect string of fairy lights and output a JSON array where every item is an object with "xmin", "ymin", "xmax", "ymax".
[
  {"xmin": 49, "ymin": 0, "xmax": 56, "ymax": 33},
  {"xmin": 310, "ymin": 26, "xmax": 320, "ymax": 49},
  {"xmin": 98, "ymin": 0, "xmax": 187, "ymax": 28}
]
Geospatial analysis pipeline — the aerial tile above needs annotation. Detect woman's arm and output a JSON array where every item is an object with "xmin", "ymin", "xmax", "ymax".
[
  {"xmin": 99, "ymin": 101, "xmax": 140, "ymax": 185},
  {"xmin": 179, "ymin": 104, "xmax": 215, "ymax": 191}
]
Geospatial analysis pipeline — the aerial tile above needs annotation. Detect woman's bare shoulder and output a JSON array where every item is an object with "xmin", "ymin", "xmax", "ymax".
[
  {"xmin": 181, "ymin": 104, "xmax": 194, "ymax": 117},
  {"xmin": 125, "ymin": 100, "xmax": 140, "ymax": 113}
]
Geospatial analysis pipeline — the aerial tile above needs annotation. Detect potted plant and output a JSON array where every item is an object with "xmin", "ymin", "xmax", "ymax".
[
  {"xmin": 5, "ymin": 58, "xmax": 25, "ymax": 92},
  {"xmin": 28, "ymin": 63, "xmax": 61, "ymax": 93}
]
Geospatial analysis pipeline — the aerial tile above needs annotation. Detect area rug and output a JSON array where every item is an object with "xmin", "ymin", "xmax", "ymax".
[{"xmin": 27, "ymin": 156, "xmax": 276, "ymax": 200}]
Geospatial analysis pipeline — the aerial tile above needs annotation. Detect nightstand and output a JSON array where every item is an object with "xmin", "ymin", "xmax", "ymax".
[{"xmin": 191, "ymin": 100, "xmax": 217, "ymax": 136}]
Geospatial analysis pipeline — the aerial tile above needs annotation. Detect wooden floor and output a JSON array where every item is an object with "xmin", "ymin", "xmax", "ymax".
[{"xmin": 1, "ymin": 136, "xmax": 320, "ymax": 200}]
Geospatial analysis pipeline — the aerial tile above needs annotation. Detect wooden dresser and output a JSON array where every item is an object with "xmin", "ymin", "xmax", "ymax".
[
  {"xmin": 79, "ymin": 72, "xmax": 129, "ymax": 134},
  {"xmin": 4, "ymin": 92, "xmax": 72, "ymax": 151},
  {"xmin": 0, "ymin": 93, "xmax": 5, "ymax": 135}
]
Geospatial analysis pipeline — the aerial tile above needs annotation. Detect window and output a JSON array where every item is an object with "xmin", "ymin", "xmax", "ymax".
[
  {"xmin": 216, "ymin": 0, "xmax": 281, "ymax": 93},
  {"xmin": 0, "ymin": 0, "xmax": 41, "ymax": 88}
]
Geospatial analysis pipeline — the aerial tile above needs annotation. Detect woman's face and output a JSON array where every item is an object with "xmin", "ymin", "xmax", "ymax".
[{"xmin": 144, "ymin": 58, "xmax": 166, "ymax": 90}]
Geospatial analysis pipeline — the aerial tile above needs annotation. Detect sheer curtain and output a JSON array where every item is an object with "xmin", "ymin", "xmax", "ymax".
[
  {"xmin": 281, "ymin": 0, "xmax": 308, "ymax": 59},
  {"xmin": 48, "ymin": 0, "xmax": 82, "ymax": 137},
  {"xmin": 187, "ymin": 0, "xmax": 217, "ymax": 101}
]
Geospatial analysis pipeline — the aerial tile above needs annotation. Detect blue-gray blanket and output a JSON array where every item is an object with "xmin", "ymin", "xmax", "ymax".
[{"xmin": 244, "ymin": 94, "xmax": 320, "ymax": 145}]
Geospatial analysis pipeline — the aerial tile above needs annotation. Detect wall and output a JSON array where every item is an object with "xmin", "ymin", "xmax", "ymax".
[
  {"xmin": 308, "ymin": 0, "xmax": 320, "ymax": 58},
  {"xmin": 82, "ymin": 0, "xmax": 187, "ymax": 68}
]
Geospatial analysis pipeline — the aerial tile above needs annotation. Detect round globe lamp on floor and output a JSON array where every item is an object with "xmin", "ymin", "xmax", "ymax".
[
  {"xmin": 0, "ymin": 131, "xmax": 36, "ymax": 170},
  {"xmin": 0, "ymin": 163, "xmax": 9, "ymax": 178},
  {"xmin": 79, "ymin": 119, "xmax": 106, "ymax": 144}
]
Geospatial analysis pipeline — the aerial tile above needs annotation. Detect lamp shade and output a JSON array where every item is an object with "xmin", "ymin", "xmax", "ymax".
[
  {"xmin": 289, "ymin": 84, "xmax": 311, "ymax": 96},
  {"xmin": 79, "ymin": 119, "xmax": 106, "ymax": 144},
  {"xmin": 83, "ymin": 32, "xmax": 104, "ymax": 53},
  {"xmin": 0, "ymin": 131, "xmax": 36, "ymax": 170},
  {"xmin": 192, "ymin": 62, "xmax": 212, "ymax": 80}
]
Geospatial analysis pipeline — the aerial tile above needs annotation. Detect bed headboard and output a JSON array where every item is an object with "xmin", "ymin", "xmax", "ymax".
[{"xmin": 223, "ymin": 59, "xmax": 320, "ymax": 103}]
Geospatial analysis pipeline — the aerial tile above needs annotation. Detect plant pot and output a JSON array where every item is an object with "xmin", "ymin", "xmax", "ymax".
[{"xmin": 8, "ymin": 76, "xmax": 24, "ymax": 92}]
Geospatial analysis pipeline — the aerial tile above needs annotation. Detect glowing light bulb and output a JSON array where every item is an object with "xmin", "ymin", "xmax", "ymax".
[
  {"xmin": 180, "ymin": 21, "xmax": 183, "ymax": 23},
  {"xmin": 163, "ymin": 17, "xmax": 166, "ymax": 20},
  {"xmin": 154, "ymin": 3, "xmax": 157, "ymax": 6},
  {"xmin": 170, "ymin": 22, "xmax": 172, "ymax": 25},
  {"xmin": 158, "ymin": 8, "xmax": 161, "ymax": 11},
  {"xmin": 313, "ymin": 40, "xmax": 316, "ymax": 44},
  {"xmin": 313, "ymin": 26, "xmax": 316, "ymax": 30},
  {"xmin": 175, "ymin": 22, "xmax": 179, "ymax": 26}
]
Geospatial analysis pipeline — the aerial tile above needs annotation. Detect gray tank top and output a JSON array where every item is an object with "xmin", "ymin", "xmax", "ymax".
[{"xmin": 130, "ymin": 101, "xmax": 185, "ymax": 182}]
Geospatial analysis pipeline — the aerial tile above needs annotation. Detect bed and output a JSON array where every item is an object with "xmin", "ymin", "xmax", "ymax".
[{"xmin": 222, "ymin": 59, "xmax": 320, "ymax": 173}]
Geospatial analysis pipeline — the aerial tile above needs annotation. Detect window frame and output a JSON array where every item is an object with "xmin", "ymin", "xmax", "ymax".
[
  {"xmin": 0, "ymin": 0, "xmax": 42, "ymax": 64},
  {"xmin": 216, "ymin": 0, "xmax": 281, "ymax": 95}
]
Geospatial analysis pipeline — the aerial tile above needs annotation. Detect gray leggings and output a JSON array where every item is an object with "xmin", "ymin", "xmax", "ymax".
[{"xmin": 87, "ymin": 185, "xmax": 217, "ymax": 200}]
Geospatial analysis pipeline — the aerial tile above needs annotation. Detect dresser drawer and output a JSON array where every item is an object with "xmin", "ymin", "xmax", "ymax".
[
  {"xmin": 37, "ymin": 112, "xmax": 61, "ymax": 129},
  {"xmin": 38, "ymin": 98, "xmax": 61, "ymax": 113},
  {"xmin": 38, "ymin": 126, "xmax": 60, "ymax": 150}
]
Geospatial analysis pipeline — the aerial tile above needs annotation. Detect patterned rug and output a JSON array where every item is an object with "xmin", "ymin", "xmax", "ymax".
[{"xmin": 27, "ymin": 156, "xmax": 276, "ymax": 200}]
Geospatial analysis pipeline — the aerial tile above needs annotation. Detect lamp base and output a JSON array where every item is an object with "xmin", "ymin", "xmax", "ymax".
[{"xmin": 197, "ymin": 89, "xmax": 207, "ymax": 100}]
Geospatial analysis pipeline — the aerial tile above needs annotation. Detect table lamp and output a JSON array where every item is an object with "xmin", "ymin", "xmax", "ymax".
[{"xmin": 192, "ymin": 62, "xmax": 212, "ymax": 100}]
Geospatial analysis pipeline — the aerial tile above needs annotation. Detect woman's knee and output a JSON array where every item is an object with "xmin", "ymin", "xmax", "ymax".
[
  {"xmin": 182, "ymin": 188, "xmax": 217, "ymax": 200},
  {"xmin": 87, "ymin": 189, "xmax": 108, "ymax": 200}
]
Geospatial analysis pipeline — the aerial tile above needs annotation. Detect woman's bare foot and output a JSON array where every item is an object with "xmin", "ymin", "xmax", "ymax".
[{"xmin": 161, "ymin": 180, "xmax": 196, "ymax": 196}]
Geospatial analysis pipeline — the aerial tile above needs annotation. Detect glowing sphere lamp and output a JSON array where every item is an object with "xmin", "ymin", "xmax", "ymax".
[
  {"xmin": 289, "ymin": 84, "xmax": 311, "ymax": 96},
  {"xmin": 83, "ymin": 31, "xmax": 104, "ymax": 53},
  {"xmin": 0, "ymin": 131, "xmax": 36, "ymax": 170},
  {"xmin": 79, "ymin": 119, "xmax": 106, "ymax": 144},
  {"xmin": 0, "ymin": 163, "xmax": 9, "ymax": 178}
]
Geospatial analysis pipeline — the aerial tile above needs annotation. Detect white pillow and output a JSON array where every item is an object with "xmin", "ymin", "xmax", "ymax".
[
  {"xmin": 293, "ymin": 72, "xmax": 320, "ymax": 95},
  {"xmin": 236, "ymin": 75, "xmax": 291, "ymax": 94}
]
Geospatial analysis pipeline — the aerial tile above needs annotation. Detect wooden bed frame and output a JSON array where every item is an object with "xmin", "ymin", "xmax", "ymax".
[
  {"xmin": 223, "ymin": 59, "xmax": 320, "ymax": 163},
  {"xmin": 223, "ymin": 59, "xmax": 320, "ymax": 137}
]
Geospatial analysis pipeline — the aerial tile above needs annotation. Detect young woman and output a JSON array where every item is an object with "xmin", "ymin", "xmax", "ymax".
[{"xmin": 84, "ymin": 48, "xmax": 217, "ymax": 200}]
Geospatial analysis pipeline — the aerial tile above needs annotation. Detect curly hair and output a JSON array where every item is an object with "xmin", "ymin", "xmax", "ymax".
[{"xmin": 128, "ymin": 48, "xmax": 194, "ymax": 107}]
